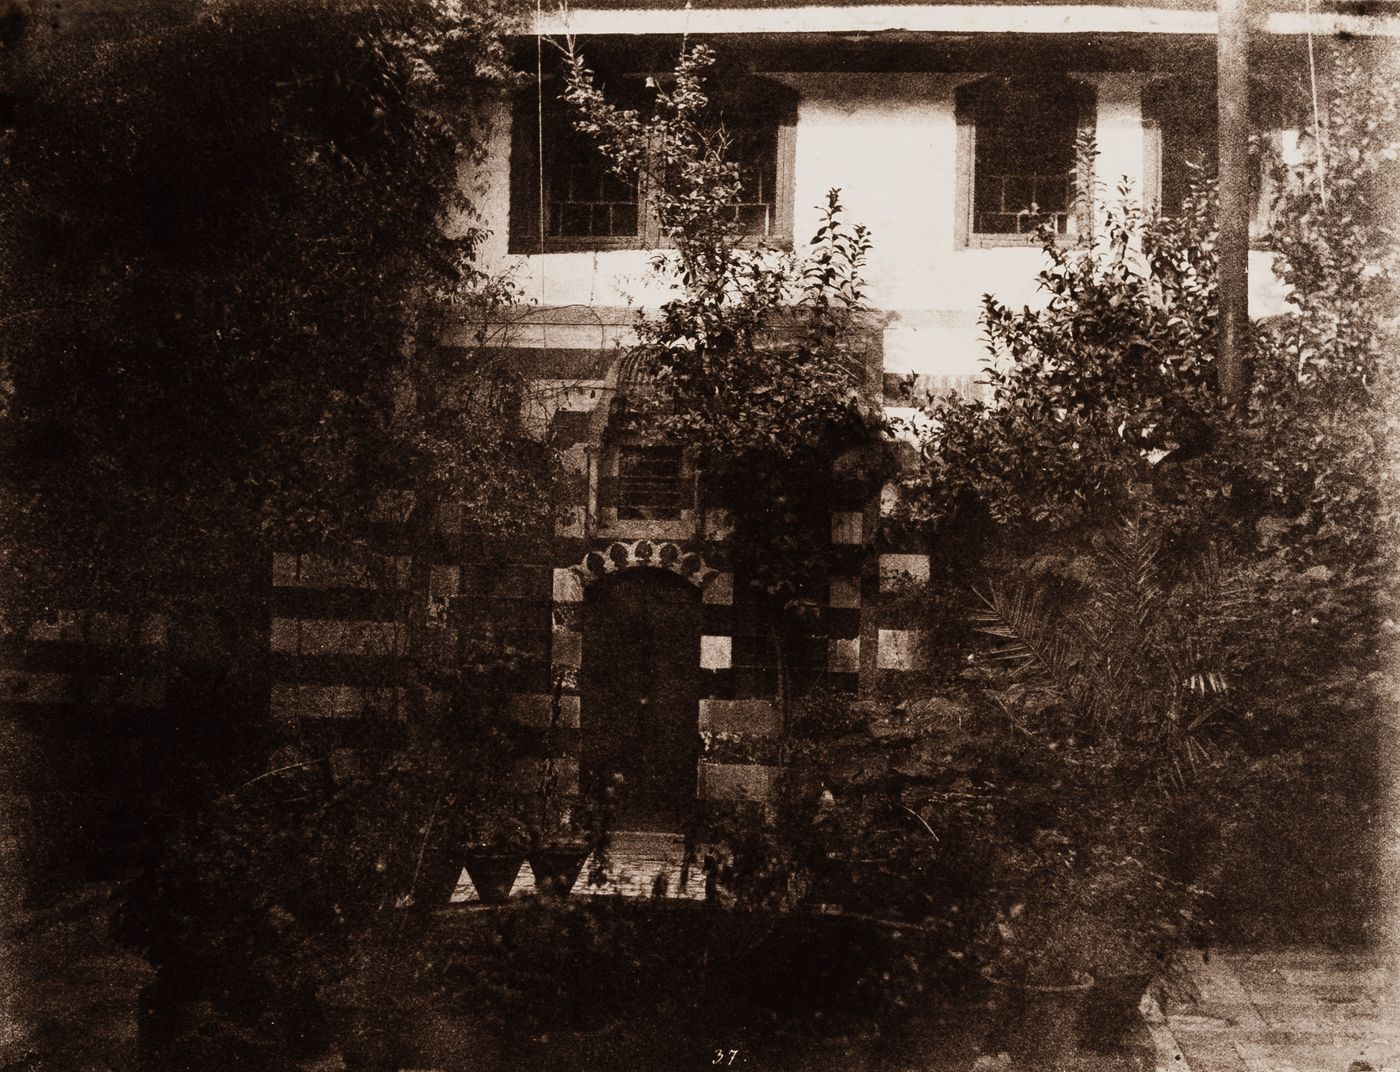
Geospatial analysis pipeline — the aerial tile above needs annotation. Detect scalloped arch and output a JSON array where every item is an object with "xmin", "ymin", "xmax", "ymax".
[{"xmin": 569, "ymin": 540, "xmax": 717, "ymax": 590}]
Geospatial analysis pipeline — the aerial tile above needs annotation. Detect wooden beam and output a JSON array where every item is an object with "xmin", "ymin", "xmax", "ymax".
[{"xmin": 1216, "ymin": 0, "xmax": 1251, "ymax": 403}]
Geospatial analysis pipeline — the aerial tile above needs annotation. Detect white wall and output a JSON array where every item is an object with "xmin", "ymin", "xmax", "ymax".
[{"xmin": 463, "ymin": 70, "xmax": 1289, "ymax": 378}]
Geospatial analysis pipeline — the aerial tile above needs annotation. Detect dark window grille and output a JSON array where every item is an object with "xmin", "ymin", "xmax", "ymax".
[
  {"xmin": 974, "ymin": 171, "xmax": 1073, "ymax": 234},
  {"xmin": 722, "ymin": 120, "xmax": 779, "ymax": 238},
  {"xmin": 616, "ymin": 446, "xmax": 687, "ymax": 521},
  {"xmin": 1144, "ymin": 79, "xmax": 1219, "ymax": 219},
  {"xmin": 972, "ymin": 82, "xmax": 1079, "ymax": 236},
  {"xmin": 547, "ymin": 125, "xmax": 640, "ymax": 240},
  {"xmin": 511, "ymin": 73, "xmax": 795, "ymax": 253}
]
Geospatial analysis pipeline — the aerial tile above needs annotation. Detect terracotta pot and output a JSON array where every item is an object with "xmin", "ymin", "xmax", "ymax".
[
  {"xmin": 528, "ymin": 844, "xmax": 591, "ymax": 898},
  {"xmin": 1078, "ymin": 970, "xmax": 1155, "ymax": 1052},
  {"xmin": 462, "ymin": 848, "xmax": 525, "ymax": 904},
  {"xmin": 412, "ymin": 851, "xmax": 463, "ymax": 908},
  {"xmin": 985, "ymin": 971, "xmax": 1094, "ymax": 1071}
]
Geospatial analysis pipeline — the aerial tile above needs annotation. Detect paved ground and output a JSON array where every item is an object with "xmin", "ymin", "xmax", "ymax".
[{"xmin": 1150, "ymin": 948, "xmax": 1400, "ymax": 1072}]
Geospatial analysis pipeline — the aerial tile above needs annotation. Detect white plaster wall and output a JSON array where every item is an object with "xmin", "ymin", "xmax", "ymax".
[
  {"xmin": 466, "ymin": 70, "xmax": 1288, "ymax": 378},
  {"xmin": 463, "ymin": 97, "xmax": 676, "ymax": 319}
]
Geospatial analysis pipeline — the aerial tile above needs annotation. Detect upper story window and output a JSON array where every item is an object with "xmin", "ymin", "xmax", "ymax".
[
  {"xmin": 955, "ymin": 76, "xmax": 1096, "ymax": 247},
  {"xmin": 722, "ymin": 119, "xmax": 783, "ymax": 238},
  {"xmin": 547, "ymin": 121, "xmax": 642, "ymax": 241},
  {"xmin": 1142, "ymin": 74, "xmax": 1297, "ymax": 244},
  {"xmin": 1142, "ymin": 78, "xmax": 1217, "ymax": 219},
  {"xmin": 510, "ymin": 71, "xmax": 797, "ymax": 254}
]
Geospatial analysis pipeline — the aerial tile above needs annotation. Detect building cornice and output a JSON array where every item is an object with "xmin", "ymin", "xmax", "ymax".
[{"xmin": 530, "ymin": 3, "xmax": 1400, "ymax": 37}]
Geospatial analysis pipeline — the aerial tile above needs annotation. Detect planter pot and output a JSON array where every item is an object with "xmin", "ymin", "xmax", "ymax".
[
  {"xmin": 462, "ymin": 848, "xmax": 526, "ymax": 904},
  {"xmin": 528, "ymin": 844, "xmax": 591, "ymax": 898},
  {"xmin": 412, "ymin": 851, "xmax": 464, "ymax": 908},
  {"xmin": 985, "ymin": 972, "xmax": 1094, "ymax": 1071},
  {"xmin": 1078, "ymin": 970, "xmax": 1155, "ymax": 1052}
]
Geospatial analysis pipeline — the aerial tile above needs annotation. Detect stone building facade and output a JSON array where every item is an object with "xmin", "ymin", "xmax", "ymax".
[{"xmin": 249, "ymin": 1, "xmax": 1400, "ymax": 826}]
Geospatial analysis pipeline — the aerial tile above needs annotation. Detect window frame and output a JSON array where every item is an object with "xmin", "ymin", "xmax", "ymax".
[
  {"xmin": 1142, "ymin": 76, "xmax": 1218, "ymax": 222},
  {"xmin": 953, "ymin": 75, "xmax": 1097, "ymax": 250},
  {"xmin": 613, "ymin": 444, "xmax": 688, "ymax": 522},
  {"xmin": 595, "ymin": 439, "xmax": 699, "ymax": 541},
  {"xmin": 509, "ymin": 75, "xmax": 798, "ymax": 255}
]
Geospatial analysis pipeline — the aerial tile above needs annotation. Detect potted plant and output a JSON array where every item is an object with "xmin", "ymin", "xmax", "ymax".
[
  {"xmin": 461, "ymin": 806, "xmax": 530, "ymax": 904},
  {"xmin": 524, "ymin": 679, "xmax": 604, "ymax": 898},
  {"xmin": 527, "ymin": 823, "xmax": 594, "ymax": 899},
  {"xmin": 972, "ymin": 757, "xmax": 1100, "ymax": 1071},
  {"xmin": 1074, "ymin": 844, "xmax": 1193, "ymax": 1050}
]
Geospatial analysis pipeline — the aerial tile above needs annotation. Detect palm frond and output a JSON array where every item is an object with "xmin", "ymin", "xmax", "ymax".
[
  {"xmin": 1097, "ymin": 517, "xmax": 1165, "ymax": 638},
  {"xmin": 972, "ymin": 582, "xmax": 1082, "ymax": 710}
]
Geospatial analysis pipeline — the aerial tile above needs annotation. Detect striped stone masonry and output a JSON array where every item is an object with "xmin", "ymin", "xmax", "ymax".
[
  {"xmin": 1, "ymin": 609, "xmax": 171, "ymax": 715},
  {"xmin": 269, "ymin": 618, "xmax": 407, "ymax": 657},
  {"xmin": 831, "ymin": 511, "xmax": 864, "ymax": 545},
  {"xmin": 828, "ymin": 637, "xmax": 861, "ymax": 674},
  {"xmin": 828, "ymin": 575, "xmax": 861, "ymax": 609},
  {"xmin": 698, "ymin": 699, "xmax": 780, "ymax": 737},
  {"xmin": 270, "ymin": 684, "xmax": 406, "ymax": 721},
  {"xmin": 702, "ymin": 571, "xmax": 734, "ymax": 605},
  {"xmin": 699, "ymin": 635, "xmax": 732, "ymax": 670},
  {"xmin": 1, "ymin": 669, "xmax": 166, "ymax": 709},
  {"xmin": 698, "ymin": 761, "xmax": 779, "ymax": 802},
  {"xmin": 876, "ymin": 628, "xmax": 927, "ymax": 671},
  {"xmin": 271, "ymin": 549, "xmax": 414, "ymax": 723},
  {"xmin": 505, "ymin": 692, "xmax": 580, "ymax": 729},
  {"xmin": 259, "ymin": 399, "xmax": 934, "ymax": 806},
  {"xmin": 272, "ymin": 551, "xmax": 411, "ymax": 589},
  {"xmin": 878, "ymin": 553, "xmax": 930, "ymax": 591}
]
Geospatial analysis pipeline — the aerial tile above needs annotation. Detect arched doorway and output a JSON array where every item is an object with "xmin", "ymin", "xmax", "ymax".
[{"xmin": 581, "ymin": 569, "xmax": 701, "ymax": 830}]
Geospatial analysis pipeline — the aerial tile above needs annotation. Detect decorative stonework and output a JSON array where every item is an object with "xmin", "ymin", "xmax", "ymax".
[{"xmin": 567, "ymin": 540, "xmax": 718, "ymax": 590}]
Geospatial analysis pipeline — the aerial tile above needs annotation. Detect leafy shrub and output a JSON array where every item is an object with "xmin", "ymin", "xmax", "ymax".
[
  {"xmin": 899, "ymin": 41, "xmax": 1398, "ymax": 944},
  {"xmin": 562, "ymin": 43, "xmax": 890, "ymax": 601}
]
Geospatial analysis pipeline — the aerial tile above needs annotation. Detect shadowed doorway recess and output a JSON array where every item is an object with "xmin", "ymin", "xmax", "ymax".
[{"xmin": 581, "ymin": 569, "xmax": 701, "ymax": 831}]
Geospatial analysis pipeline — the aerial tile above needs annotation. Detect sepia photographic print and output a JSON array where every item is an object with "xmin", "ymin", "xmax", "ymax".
[{"xmin": 2, "ymin": 0, "xmax": 1398, "ymax": 1068}]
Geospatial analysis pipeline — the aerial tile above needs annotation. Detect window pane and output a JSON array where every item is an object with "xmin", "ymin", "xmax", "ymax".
[
  {"xmin": 722, "ymin": 119, "xmax": 778, "ymax": 237},
  {"xmin": 1003, "ymin": 175, "xmax": 1034, "ymax": 214},
  {"xmin": 609, "ymin": 202, "xmax": 638, "ymax": 237},
  {"xmin": 557, "ymin": 201, "xmax": 591, "ymax": 237},
  {"xmin": 1035, "ymin": 175, "xmax": 1070, "ymax": 214},
  {"xmin": 736, "ymin": 203, "xmax": 770, "ymax": 235},
  {"xmin": 973, "ymin": 80, "xmax": 1080, "ymax": 237},
  {"xmin": 546, "ymin": 123, "xmax": 640, "ymax": 239}
]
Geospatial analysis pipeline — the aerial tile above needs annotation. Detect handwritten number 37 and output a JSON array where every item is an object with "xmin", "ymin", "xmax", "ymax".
[{"xmin": 712, "ymin": 1049, "xmax": 739, "ymax": 1066}]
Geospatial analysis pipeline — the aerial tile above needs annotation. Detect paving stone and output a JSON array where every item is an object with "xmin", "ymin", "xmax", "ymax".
[{"xmin": 1158, "ymin": 950, "xmax": 1400, "ymax": 1072}]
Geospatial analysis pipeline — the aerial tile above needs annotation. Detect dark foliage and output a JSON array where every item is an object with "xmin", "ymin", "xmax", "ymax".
[
  {"xmin": 900, "ymin": 41, "xmax": 1399, "ymax": 944},
  {"xmin": 2, "ymin": 1, "xmax": 535, "ymax": 1066}
]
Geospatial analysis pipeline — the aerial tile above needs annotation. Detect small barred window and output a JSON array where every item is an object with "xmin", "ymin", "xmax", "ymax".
[{"xmin": 616, "ymin": 446, "xmax": 687, "ymax": 521}]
